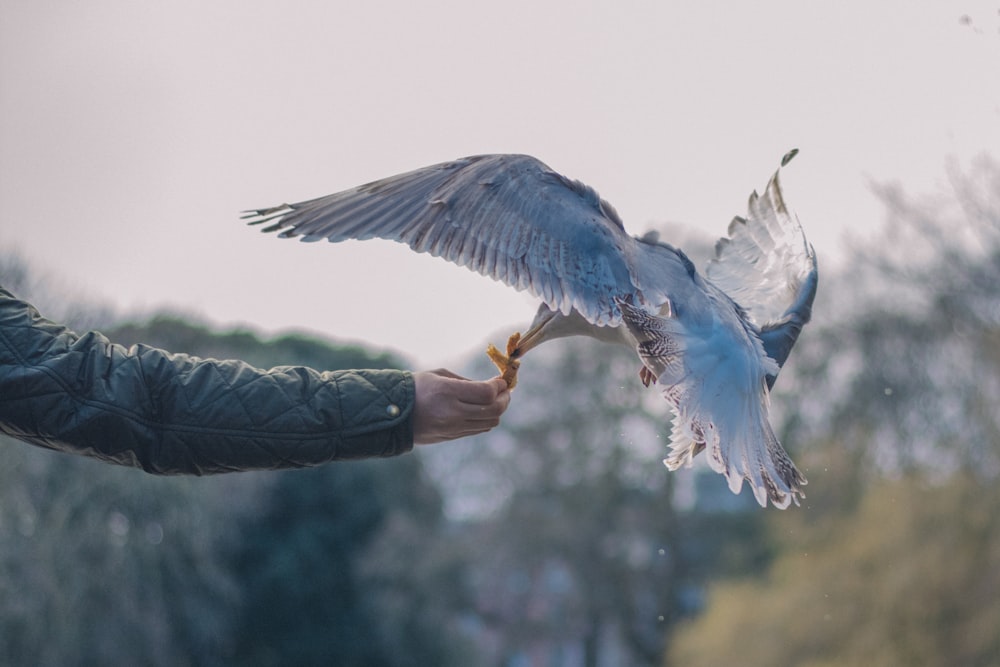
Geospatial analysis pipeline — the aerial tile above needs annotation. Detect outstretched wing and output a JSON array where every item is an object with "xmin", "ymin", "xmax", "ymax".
[
  {"xmin": 705, "ymin": 164, "xmax": 818, "ymax": 381},
  {"xmin": 244, "ymin": 154, "xmax": 638, "ymax": 326}
]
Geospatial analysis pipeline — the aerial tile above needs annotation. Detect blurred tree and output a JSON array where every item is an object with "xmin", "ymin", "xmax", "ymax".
[
  {"xmin": 784, "ymin": 155, "xmax": 1000, "ymax": 491},
  {"xmin": 0, "ymin": 253, "xmax": 241, "ymax": 664},
  {"xmin": 666, "ymin": 156, "xmax": 1000, "ymax": 666},
  {"xmin": 667, "ymin": 474, "xmax": 1000, "ymax": 667},
  {"xmin": 357, "ymin": 458, "xmax": 482, "ymax": 667},
  {"xmin": 225, "ymin": 462, "xmax": 383, "ymax": 666},
  {"xmin": 461, "ymin": 340, "xmax": 679, "ymax": 667},
  {"xmin": 0, "ymin": 267, "xmax": 470, "ymax": 665},
  {"xmin": 0, "ymin": 251, "xmax": 116, "ymax": 329},
  {"xmin": 0, "ymin": 436, "xmax": 244, "ymax": 666},
  {"xmin": 109, "ymin": 315, "xmax": 473, "ymax": 666},
  {"xmin": 424, "ymin": 335, "xmax": 768, "ymax": 667},
  {"xmin": 224, "ymin": 456, "xmax": 472, "ymax": 666},
  {"xmin": 110, "ymin": 315, "xmax": 398, "ymax": 373}
]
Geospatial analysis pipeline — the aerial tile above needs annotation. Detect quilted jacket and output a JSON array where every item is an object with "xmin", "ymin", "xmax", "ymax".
[{"xmin": 0, "ymin": 286, "xmax": 414, "ymax": 474}]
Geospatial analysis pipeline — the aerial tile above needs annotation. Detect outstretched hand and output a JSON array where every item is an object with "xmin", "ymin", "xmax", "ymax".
[{"xmin": 412, "ymin": 369, "xmax": 511, "ymax": 445}]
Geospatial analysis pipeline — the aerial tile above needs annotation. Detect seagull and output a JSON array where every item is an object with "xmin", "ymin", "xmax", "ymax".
[{"xmin": 244, "ymin": 152, "xmax": 818, "ymax": 508}]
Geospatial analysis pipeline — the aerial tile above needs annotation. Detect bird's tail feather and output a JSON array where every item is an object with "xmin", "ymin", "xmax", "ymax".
[{"xmin": 619, "ymin": 298, "xmax": 806, "ymax": 508}]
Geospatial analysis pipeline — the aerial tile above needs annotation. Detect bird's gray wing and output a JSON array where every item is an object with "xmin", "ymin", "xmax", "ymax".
[
  {"xmin": 244, "ymin": 154, "xmax": 638, "ymax": 326},
  {"xmin": 705, "ymin": 167, "xmax": 818, "ymax": 381}
]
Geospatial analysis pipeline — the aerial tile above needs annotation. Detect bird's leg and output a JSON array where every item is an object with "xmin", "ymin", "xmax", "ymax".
[
  {"xmin": 486, "ymin": 332, "xmax": 522, "ymax": 389},
  {"xmin": 639, "ymin": 366, "xmax": 657, "ymax": 388}
]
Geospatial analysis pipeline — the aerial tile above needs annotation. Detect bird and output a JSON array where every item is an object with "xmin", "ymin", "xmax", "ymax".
[{"xmin": 243, "ymin": 152, "xmax": 818, "ymax": 508}]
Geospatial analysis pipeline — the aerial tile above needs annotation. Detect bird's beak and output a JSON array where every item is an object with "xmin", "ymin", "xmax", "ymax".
[{"xmin": 511, "ymin": 306, "xmax": 558, "ymax": 359}]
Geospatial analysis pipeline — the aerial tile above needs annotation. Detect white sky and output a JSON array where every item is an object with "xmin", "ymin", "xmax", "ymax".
[{"xmin": 2, "ymin": 0, "xmax": 998, "ymax": 370}]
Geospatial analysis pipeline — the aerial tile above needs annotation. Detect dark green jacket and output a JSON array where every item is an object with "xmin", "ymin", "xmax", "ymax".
[{"xmin": 0, "ymin": 286, "xmax": 414, "ymax": 474}]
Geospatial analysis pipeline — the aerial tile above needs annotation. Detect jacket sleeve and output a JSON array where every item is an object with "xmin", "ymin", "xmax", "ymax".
[{"xmin": 0, "ymin": 286, "xmax": 415, "ymax": 474}]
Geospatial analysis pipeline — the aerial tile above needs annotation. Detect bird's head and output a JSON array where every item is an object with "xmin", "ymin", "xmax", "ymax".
[
  {"xmin": 511, "ymin": 303, "xmax": 608, "ymax": 359},
  {"xmin": 510, "ymin": 304, "xmax": 558, "ymax": 359}
]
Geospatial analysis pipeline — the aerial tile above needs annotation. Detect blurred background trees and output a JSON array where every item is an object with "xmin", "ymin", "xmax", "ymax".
[
  {"xmin": 0, "ymin": 431, "xmax": 242, "ymax": 665},
  {"xmin": 0, "ymin": 285, "xmax": 469, "ymax": 666},
  {"xmin": 666, "ymin": 155, "xmax": 1000, "ymax": 667},
  {"xmin": 1, "ymin": 155, "xmax": 998, "ymax": 665}
]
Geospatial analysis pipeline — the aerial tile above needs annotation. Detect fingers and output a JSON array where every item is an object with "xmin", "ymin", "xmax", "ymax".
[
  {"xmin": 458, "ymin": 377, "xmax": 510, "ymax": 408},
  {"xmin": 426, "ymin": 369, "xmax": 507, "ymax": 406},
  {"xmin": 411, "ymin": 370, "xmax": 512, "ymax": 445}
]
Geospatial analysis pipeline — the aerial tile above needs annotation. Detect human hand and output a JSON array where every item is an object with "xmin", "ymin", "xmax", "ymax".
[{"xmin": 412, "ymin": 369, "xmax": 511, "ymax": 445}]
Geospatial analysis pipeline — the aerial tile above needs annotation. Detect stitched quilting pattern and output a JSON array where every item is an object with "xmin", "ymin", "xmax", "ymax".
[{"xmin": 0, "ymin": 286, "xmax": 414, "ymax": 474}]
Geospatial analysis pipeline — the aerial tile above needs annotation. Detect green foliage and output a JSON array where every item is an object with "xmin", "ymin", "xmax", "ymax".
[
  {"xmin": 0, "ymin": 439, "xmax": 242, "ymax": 665},
  {"xmin": 667, "ymin": 474, "xmax": 1000, "ymax": 667},
  {"xmin": 225, "ymin": 457, "xmax": 463, "ymax": 667}
]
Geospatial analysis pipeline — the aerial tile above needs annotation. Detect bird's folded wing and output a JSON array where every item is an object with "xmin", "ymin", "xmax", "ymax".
[{"xmin": 243, "ymin": 154, "xmax": 638, "ymax": 327}]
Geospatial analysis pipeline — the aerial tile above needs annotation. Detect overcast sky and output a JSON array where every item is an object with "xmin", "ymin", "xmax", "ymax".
[{"xmin": 2, "ymin": 0, "xmax": 998, "ymax": 370}]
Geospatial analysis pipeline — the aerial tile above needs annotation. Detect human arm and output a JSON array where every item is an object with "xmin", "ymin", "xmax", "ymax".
[{"xmin": 0, "ymin": 285, "xmax": 506, "ymax": 474}]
